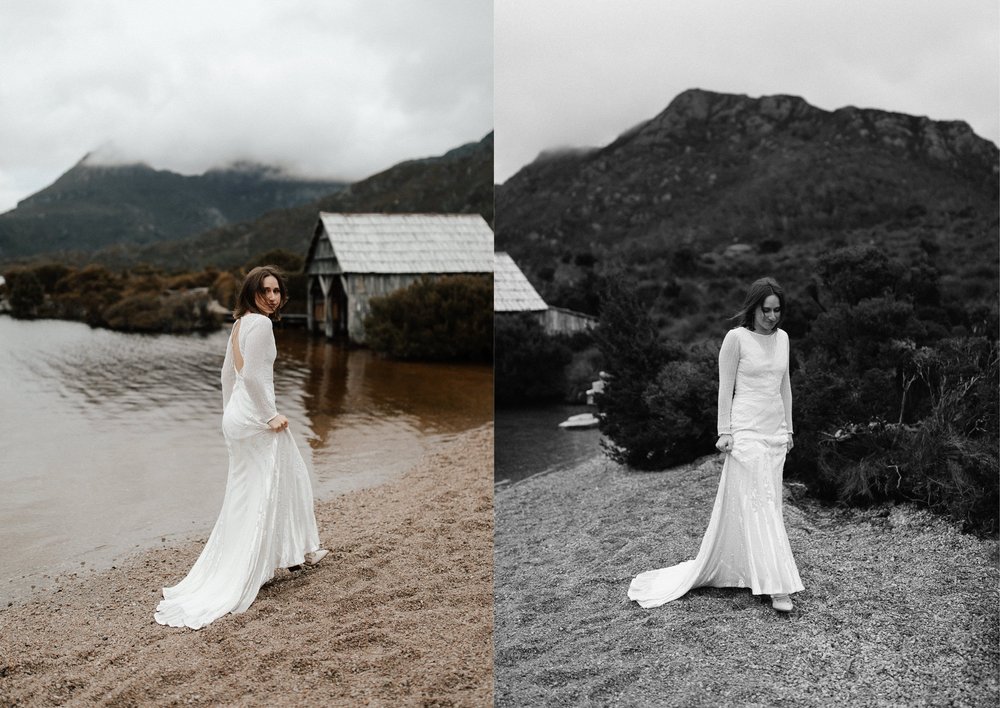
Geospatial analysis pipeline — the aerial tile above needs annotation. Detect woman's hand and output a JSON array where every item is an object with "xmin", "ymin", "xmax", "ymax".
[
  {"xmin": 715, "ymin": 434, "xmax": 733, "ymax": 454},
  {"xmin": 267, "ymin": 414, "xmax": 289, "ymax": 432},
  {"xmin": 787, "ymin": 433, "xmax": 794, "ymax": 451}
]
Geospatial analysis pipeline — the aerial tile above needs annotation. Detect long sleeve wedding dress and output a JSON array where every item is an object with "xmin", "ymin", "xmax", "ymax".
[
  {"xmin": 155, "ymin": 313, "xmax": 322, "ymax": 629},
  {"xmin": 627, "ymin": 326, "xmax": 803, "ymax": 608}
]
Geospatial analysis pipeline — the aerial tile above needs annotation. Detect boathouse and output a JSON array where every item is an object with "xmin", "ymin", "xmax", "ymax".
[
  {"xmin": 494, "ymin": 252, "xmax": 597, "ymax": 335},
  {"xmin": 303, "ymin": 213, "xmax": 494, "ymax": 343}
]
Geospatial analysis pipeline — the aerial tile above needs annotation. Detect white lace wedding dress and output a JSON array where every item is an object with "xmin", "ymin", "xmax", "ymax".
[
  {"xmin": 155, "ymin": 313, "xmax": 322, "ymax": 629},
  {"xmin": 628, "ymin": 326, "xmax": 803, "ymax": 608}
]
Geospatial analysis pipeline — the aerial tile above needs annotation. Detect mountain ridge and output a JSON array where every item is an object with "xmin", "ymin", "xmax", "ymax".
[
  {"xmin": 90, "ymin": 131, "xmax": 494, "ymax": 270},
  {"xmin": 0, "ymin": 156, "xmax": 348, "ymax": 261},
  {"xmin": 495, "ymin": 89, "xmax": 997, "ymax": 328}
]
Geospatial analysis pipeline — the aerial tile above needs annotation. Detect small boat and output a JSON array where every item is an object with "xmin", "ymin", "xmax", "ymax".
[{"xmin": 558, "ymin": 413, "xmax": 599, "ymax": 429}]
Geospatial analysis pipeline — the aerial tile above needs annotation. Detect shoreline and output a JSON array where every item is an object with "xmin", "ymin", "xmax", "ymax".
[
  {"xmin": 1, "ymin": 424, "xmax": 448, "ymax": 610},
  {"xmin": 494, "ymin": 449, "xmax": 998, "ymax": 706},
  {"xmin": 0, "ymin": 424, "xmax": 494, "ymax": 706}
]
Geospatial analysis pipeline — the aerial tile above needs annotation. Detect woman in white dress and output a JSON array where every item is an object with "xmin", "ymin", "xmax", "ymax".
[
  {"xmin": 155, "ymin": 266, "xmax": 328, "ymax": 629},
  {"xmin": 628, "ymin": 277, "xmax": 803, "ymax": 613}
]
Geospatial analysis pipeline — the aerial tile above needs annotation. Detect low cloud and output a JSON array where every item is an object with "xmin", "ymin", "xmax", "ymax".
[{"xmin": 0, "ymin": 0, "xmax": 493, "ymax": 212}]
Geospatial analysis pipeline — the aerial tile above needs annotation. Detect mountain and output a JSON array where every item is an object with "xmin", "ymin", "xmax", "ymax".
[
  {"xmin": 496, "ymin": 89, "xmax": 998, "ymax": 324},
  {"xmin": 100, "ymin": 131, "xmax": 494, "ymax": 270},
  {"xmin": 0, "ymin": 156, "xmax": 346, "ymax": 261}
]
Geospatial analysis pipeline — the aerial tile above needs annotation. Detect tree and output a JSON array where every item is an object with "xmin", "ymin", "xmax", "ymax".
[{"xmin": 593, "ymin": 276, "xmax": 674, "ymax": 469}]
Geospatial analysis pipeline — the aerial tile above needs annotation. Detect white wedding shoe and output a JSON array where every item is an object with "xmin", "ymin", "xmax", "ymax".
[
  {"xmin": 771, "ymin": 594, "xmax": 793, "ymax": 612},
  {"xmin": 304, "ymin": 549, "xmax": 329, "ymax": 566},
  {"xmin": 288, "ymin": 549, "xmax": 329, "ymax": 572}
]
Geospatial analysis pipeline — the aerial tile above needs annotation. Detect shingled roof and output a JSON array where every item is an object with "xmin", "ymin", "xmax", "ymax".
[
  {"xmin": 315, "ymin": 213, "xmax": 493, "ymax": 274},
  {"xmin": 494, "ymin": 252, "xmax": 547, "ymax": 312}
]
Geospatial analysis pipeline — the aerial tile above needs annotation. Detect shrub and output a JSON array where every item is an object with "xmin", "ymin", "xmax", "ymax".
[
  {"xmin": 103, "ymin": 291, "xmax": 218, "ymax": 333},
  {"xmin": 807, "ymin": 339, "xmax": 998, "ymax": 533},
  {"xmin": 816, "ymin": 244, "xmax": 902, "ymax": 305},
  {"xmin": 495, "ymin": 313, "xmax": 573, "ymax": 405},
  {"xmin": 593, "ymin": 276, "xmax": 674, "ymax": 469},
  {"xmin": 5, "ymin": 269, "xmax": 44, "ymax": 318},
  {"xmin": 364, "ymin": 275, "xmax": 492, "ymax": 361},
  {"xmin": 211, "ymin": 271, "xmax": 241, "ymax": 311},
  {"xmin": 642, "ymin": 342, "xmax": 719, "ymax": 467}
]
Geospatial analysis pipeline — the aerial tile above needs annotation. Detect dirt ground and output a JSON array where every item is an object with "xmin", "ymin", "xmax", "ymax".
[
  {"xmin": 494, "ymin": 452, "xmax": 999, "ymax": 707},
  {"xmin": 0, "ymin": 425, "xmax": 494, "ymax": 707}
]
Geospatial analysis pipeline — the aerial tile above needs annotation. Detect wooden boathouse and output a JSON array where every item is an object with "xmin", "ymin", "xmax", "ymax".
[
  {"xmin": 303, "ymin": 213, "xmax": 494, "ymax": 343},
  {"xmin": 494, "ymin": 252, "xmax": 597, "ymax": 335}
]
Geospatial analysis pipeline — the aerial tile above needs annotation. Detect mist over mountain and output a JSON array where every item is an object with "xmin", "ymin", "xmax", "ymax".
[
  {"xmin": 92, "ymin": 131, "xmax": 494, "ymax": 270},
  {"xmin": 0, "ymin": 157, "xmax": 347, "ymax": 261},
  {"xmin": 496, "ymin": 89, "xmax": 998, "ymax": 330}
]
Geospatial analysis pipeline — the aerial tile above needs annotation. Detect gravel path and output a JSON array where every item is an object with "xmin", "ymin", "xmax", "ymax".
[
  {"xmin": 494, "ymin": 453, "xmax": 999, "ymax": 707},
  {"xmin": 1, "ymin": 425, "xmax": 494, "ymax": 707}
]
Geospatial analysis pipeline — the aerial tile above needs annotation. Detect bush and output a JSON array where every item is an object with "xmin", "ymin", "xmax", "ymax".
[
  {"xmin": 593, "ymin": 243, "xmax": 998, "ymax": 532},
  {"xmin": 6, "ymin": 269, "xmax": 44, "ymax": 318},
  {"xmin": 364, "ymin": 275, "xmax": 492, "ymax": 361},
  {"xmin": 806, "ymin": 339, "xmax": 998, "ymax": 533},
  {"xmin": 495, "ymin": 314, "xmax": 573, "ymax": 405},
  {"xmin": 788, "ymin": 245, "xmax": 999, "ymax": 533},
  {"xmin": 103, "ymin": 291, "xmax": 218, "ymax": 333},
  {"xmin": 642, "ymin": 342, "xmax": 719, "ymax": 467},
  {"xmin": 593, "ymin": 276, "xmax": 674, "ymax": 469}
]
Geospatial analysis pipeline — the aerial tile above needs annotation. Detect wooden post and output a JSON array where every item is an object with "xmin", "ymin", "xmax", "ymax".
[
  {"xmin": 306, "ymin": 276, "xmax": 315, "ymax": 333},
  {"xmin": 317, "ymin": 275, "xmax": 334, "ymax": 339}
]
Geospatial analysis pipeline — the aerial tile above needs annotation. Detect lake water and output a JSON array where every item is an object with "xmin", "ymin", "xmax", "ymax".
[
  {"xmin": 494, "ymin": 404, "xmax": 603, "ymax": 485},
  {"xmin": 0, "ymin": 316, "xmax": 492, "ymax": 605}
]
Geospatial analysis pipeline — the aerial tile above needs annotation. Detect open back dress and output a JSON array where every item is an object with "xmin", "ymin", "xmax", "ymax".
[{"xmin": 154, "ymin": 313, "xmax": 322, "ymax": 629}]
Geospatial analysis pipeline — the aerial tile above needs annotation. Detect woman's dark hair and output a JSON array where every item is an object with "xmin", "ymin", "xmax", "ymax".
[
  {"xmin": 233, "ymin": 265, "xmax": 289, "ymax": 320},
  {"xmin": 732, "ymin": 276, "xmax": 785, "ymax": 331}
]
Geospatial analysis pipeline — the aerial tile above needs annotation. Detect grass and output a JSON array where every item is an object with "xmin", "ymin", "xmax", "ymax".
[{"xmin": 494, "ymin": 453, "xmax": 999, "ymax": 707}]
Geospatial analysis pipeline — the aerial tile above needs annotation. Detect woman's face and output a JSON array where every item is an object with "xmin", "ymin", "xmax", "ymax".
[
  {"xmin": 754, "ymin": 294, "xmax": 781, "ymax": 333},
  {"xmin": 255, "ymin": 275, "xmax": 282, "ymax": 315}
]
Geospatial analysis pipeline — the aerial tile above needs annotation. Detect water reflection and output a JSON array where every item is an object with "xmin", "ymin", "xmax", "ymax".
[{"xmin": 0, "ymin": 317, "xmax": 491, "ymax": 604}]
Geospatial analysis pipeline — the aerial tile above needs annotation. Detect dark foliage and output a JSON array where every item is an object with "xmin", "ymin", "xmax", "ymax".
[
  {"xmin": 6, "ymin": 269, "xmax": 44, "ymax": 318},
  {"xmin": 642, "ymin": 342, "xmax": 720, "ymax": 467},
  {"xmin": 0, "ymin": 160, "xmax": 345, "ymax": 261},
  {"xmin": 494, "ymin": 314, "xmax": 574, "ymax": 405},
  {"xmin": 364, "ymin": 275, "xmax": 493, "ymax": 362},
  {"xmin": 787, "ymin": 247, "xmax": 999, "ymax": 533},
  {"xmin": 2, "ymin": 261, "xmax": 219, "ymax": 333},
  {"xmin": 593, "ymin": 276, "xmax": 674, "ymax": 469},
  {"xmin": 593, "ymin": 242, "xmax": 998, "ymax": 532}
]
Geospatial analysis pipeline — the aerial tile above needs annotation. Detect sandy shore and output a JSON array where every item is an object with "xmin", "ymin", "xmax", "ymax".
[
  {"xmin": 0, "ymin": 425, "xmax": 493, "ymax": 707},
  {"xmin": 495, "ymin": 452, "xmax": 999, "ymax": 707}
]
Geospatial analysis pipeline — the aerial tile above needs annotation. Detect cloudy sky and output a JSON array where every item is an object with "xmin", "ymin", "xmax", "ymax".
[
  {"xmin": 0, "ymin": 0, "xmax": 492, "ymax": 213},
  {"xmin": 496, "ymin": 0, "xmax": 999, "ymax": 184}
]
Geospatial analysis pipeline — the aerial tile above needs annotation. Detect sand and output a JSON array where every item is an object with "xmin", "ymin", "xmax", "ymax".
[
  {"xmin": 494, "ymin": 452, "xmax": 999, "ymax": 707},
  {"xmin": 0, "ymin": 425, "xmax": 494, "ymax": 707}
]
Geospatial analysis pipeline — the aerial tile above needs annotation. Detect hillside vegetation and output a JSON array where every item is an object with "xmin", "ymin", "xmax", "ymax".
[
  {"xmin": 496, "ymin": 89, "xmax": 998, "ymax": 533},
  {"xmin": 0, "ymin": 158, "xmax": 345, "ymax": 261},
  {"xmin": 496, "ymin": 90, "xmax": 998, "ymax": 339},
  {"xmin": 89, "ymin": 132, "xmax": 494, "ymax": 271}
]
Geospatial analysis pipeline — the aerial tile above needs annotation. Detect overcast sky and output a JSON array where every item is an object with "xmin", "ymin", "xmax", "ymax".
[
  {"xmin": 496, "ymin": 0, "xmax": 999, "ymax": 184},
  {"xmin": 0, "ymin": 0, "xmax": 492, "ymax": 213}
]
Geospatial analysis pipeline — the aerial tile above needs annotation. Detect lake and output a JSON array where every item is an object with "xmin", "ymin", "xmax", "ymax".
[
  {"xmin": 0, "ymin": 316, "xmax": 492, "ymax": 604},
  {"xmin": 494, "ymin": 404, "xmax": 603, "ymax": 485}
]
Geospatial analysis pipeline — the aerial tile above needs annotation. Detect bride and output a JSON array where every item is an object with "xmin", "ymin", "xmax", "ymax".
[
  {"xmin": 628, "ymin": 277, "xmax": 803, "ymax": 613},
  {"xmin": 155, "ymin": 265, "xmax": 328, "ymax": 629}
]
